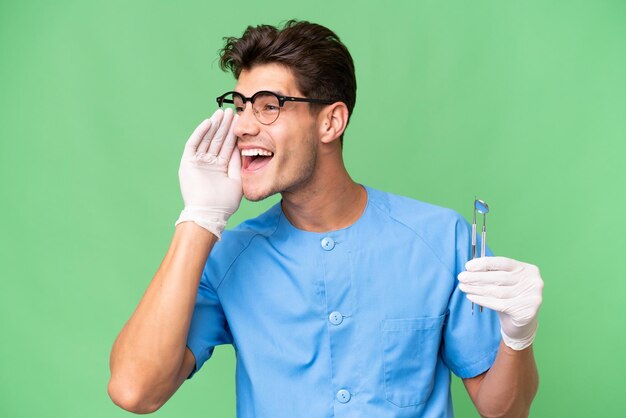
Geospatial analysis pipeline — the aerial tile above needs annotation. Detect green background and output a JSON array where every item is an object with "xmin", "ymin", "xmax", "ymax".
[{"xmin": 1, "ymin": 1, "xmax": 625, "ymax": 417}]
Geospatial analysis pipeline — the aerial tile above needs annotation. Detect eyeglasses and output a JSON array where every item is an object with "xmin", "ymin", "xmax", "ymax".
[{"xmin": 216, "ymin": 90, "xmax": 337, "ymax": 125}]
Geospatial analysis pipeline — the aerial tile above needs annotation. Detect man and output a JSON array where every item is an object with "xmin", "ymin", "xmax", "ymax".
[{"xmin": 108, "ymin": 20, "xmax": 543, "ymax": 417}]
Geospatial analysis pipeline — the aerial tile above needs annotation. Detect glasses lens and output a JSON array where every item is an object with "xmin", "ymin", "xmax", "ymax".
[
  {"xmin": 252, "ymin": 92, "xmax": 280, "ymax": 125},
  {"xmin": 232, "ymin": 94, "xmax": 245, "ymax": 114},
  {"xmin": 217, "ymin": 92, "xmax": 244, "ymax": 113}
]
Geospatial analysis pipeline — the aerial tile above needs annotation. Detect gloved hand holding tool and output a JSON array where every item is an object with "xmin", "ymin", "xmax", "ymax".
[
  {"xmin": 176, "ymin": 108, "xmax": 242, "ymax": 239},
  {"xmin": 458, "ymin": 257, "xmax": 544, "ymax": 351}
]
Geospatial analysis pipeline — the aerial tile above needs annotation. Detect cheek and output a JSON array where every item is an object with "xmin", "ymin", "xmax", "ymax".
[
  {"xmin": 269, "ymin": 117, "xmax": 318, "ymax": 166},
  {"xmin": 280, "ymin": 137, "xmax": 314, "ymax": 167}
]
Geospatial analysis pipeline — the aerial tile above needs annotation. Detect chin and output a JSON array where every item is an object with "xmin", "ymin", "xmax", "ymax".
[{"xmin": 242, "ymin": 183, "xmax": 277, "ymax": 202}]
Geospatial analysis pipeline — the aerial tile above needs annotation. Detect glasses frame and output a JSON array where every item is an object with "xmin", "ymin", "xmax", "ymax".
[{"xmin": 215, "ymin": 90, "xmax": 338, "ymax": 125}]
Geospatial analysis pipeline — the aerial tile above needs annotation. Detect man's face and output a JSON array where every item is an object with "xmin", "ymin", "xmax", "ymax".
[{"xmin": 233, "ymin": 63, "xmax": 319, "ymax": 202}]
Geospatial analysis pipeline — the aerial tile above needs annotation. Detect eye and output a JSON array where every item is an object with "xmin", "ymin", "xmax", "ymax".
[
  {"xmin": 235, "ymin": 106, "xmax": 245, "ymax": 114},
  {"xmin": 264, "ymin": 104, "xmax": 279, "ymax": 112}
]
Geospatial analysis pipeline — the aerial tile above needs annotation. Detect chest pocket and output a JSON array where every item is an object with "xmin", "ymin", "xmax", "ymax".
[{"xmin": 381, "ymin": 314, "xmax": 446, "ymax": 407}]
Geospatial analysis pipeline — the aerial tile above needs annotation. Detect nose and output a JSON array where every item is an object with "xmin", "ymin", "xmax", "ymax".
[{"xmin": 233, "ymin": 103, "xmax": 260, "ymax": 138}]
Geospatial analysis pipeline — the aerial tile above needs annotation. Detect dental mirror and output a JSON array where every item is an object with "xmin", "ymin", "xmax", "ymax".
[
  {"xmin": 472, "ymin": 198, "xmax": 490, "ymax": 314},
  {"xmin": 475, "ymin": 199, "xmax": 489, "ymax": 215}
]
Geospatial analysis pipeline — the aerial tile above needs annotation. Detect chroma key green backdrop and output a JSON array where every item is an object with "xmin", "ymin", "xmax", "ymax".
[{"xmin": 1, "ymin": 1, "xmax": 625, "ymax": 417}]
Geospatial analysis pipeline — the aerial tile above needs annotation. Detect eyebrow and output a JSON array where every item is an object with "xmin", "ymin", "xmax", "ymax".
[{"xmin": 234, "ymin": 90, "xmax": 287, "ymax": 98}]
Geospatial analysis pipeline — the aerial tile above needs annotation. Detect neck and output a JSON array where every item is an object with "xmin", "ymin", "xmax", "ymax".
[{"xmin": 280, "ymin": 151, "xmax": 367, "ymax": 233}]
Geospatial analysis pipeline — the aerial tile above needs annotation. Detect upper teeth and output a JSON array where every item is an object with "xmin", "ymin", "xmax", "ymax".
[{"xmin": 241, "ymin": 148, "xmax": 274, "ymax": 157}]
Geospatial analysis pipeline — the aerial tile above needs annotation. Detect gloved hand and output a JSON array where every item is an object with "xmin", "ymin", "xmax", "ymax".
[
  {"xmin": 458, "ymin": 257, "xmax": 544, "ymax": 351},
  {"xmin": 175, "ymin": 108, "xmax": 242, "ymax": 239}
]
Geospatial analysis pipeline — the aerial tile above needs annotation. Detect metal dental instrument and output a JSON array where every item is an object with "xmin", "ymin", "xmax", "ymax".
[{"xmin": 471, "ymin": 198, "xmax": 490, "ymax": 314}]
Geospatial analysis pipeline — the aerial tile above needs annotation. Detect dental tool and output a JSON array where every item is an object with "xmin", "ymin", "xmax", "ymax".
[{"xmin": 471, "ymin": 198, "xmax": 490, "ymax": 314}]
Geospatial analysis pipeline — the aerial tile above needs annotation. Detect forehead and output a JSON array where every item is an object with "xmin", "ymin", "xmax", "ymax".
[{"xmin": 235, "ymin": 63, "xmax": 300, "ymax": 96}]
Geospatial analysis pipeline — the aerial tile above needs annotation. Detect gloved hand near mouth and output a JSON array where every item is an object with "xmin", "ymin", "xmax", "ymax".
[{"xmin": 176, "ymin": 108, "xmax": 242, "ymax": 239}]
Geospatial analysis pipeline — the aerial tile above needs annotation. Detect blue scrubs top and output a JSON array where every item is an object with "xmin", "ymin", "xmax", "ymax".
[{"xmin": 186, "ymin": 186, "xmax": 501, "ymax": 417}]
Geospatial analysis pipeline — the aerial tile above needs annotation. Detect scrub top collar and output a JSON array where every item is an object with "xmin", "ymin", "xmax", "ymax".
[{"xmin": 276, "ymin": 184, "xmax": 372, "ymax": 240}]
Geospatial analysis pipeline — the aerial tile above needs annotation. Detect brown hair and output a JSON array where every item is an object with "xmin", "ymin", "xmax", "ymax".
[{"xmin": 219, "ymin": 20, "xmax": 357, "ymax": 140}]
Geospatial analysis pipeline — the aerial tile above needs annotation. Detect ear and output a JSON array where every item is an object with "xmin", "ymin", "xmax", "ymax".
[{"xmin": 318, "ymin": 102, "xmax": 349, "ymax": 145}]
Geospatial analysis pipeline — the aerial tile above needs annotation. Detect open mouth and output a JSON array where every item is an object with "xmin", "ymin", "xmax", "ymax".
[{"xmin": 241, "ymin": 148, "xmax": 274, "ymax": 172}]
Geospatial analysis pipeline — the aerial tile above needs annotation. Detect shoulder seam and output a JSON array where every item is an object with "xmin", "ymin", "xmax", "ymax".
[
  {"xmin": 369, "ymin": 198, "xmax": 456, "ymax": 280},
  {"xmin": 214, "ymin": 212, "xmax": 282, "ymax": 290}
]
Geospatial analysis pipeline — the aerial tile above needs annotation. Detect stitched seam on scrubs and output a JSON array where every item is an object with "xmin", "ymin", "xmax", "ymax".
[
  {"xmin": 321, "ymin": 254, "xmax": 338, "ymax": 410},
  {"xmin": 214, "ymin": 215, "xmax": 282, "ymax": 290},
  {"xmin": 368, "ymin": 198, "xmax": 456, "ymax": 280},
  {"xmin": 452, "ymin": 346, "xmax": 499, "ymax": 379}
]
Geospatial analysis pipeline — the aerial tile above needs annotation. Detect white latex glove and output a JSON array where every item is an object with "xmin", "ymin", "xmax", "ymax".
[
  {"xmin": 175, "ymin": 108, "xmax": 242, "ymax": 239},
  {"xmin": 458, "ymin": 256, "xmax": 544, "ymax": 351}
]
